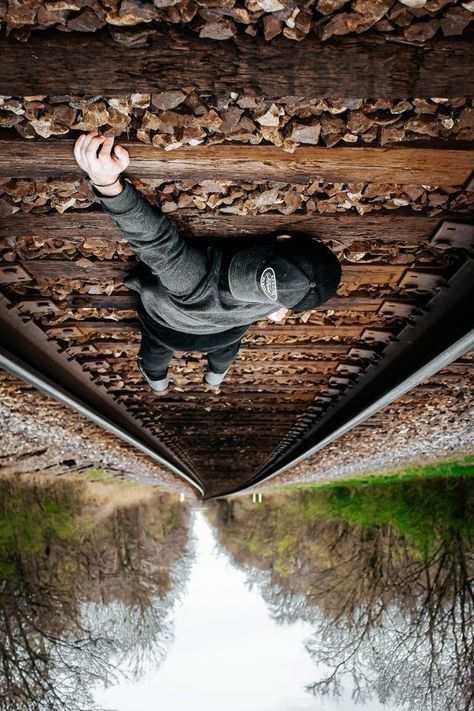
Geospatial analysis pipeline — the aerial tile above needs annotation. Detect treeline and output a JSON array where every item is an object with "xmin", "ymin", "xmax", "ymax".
[
  {"xmin": 207, "ymin": 476, "xmax": 474, "ymax": 711},
  {"xmin": 0, "ymin": 474, "xmax": 192, "ymax": 711}
]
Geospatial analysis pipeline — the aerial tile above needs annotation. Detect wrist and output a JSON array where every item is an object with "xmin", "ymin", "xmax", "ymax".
[{"xmin": 90, "ymin": 176, "xmax": 124, "ymax": 197}]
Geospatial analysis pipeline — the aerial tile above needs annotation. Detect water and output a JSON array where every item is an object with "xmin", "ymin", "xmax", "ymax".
[
  {"xmin": 0, "ymin": 472, "xmax": 472, "ymax": 710},
  {"xmin": 96, "ymin": 513, "xmax": 394, "ymax": 711}
]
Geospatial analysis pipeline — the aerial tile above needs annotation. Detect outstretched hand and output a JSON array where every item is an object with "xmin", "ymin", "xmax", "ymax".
[{"xmin": 73, "ymin": 130, "xmax": 130, "ymax": 185}]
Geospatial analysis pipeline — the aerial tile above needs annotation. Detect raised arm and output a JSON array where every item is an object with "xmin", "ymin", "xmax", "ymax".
[{"xmin": 73, "ymin": 131, "xmax": 208, "ymax": 295}]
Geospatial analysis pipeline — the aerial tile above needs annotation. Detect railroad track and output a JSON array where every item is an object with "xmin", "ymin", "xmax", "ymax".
[
  {"xmin": 1, "ymin": 19, "xmax": 473, "ymax": 498},
  {"xmin": 1, "ymin": 215, "xmax": 473, "ymax": 496},
  {"xmin": 216, "ymin": 258, "xmax": 474, "ymax": 497},
  {"xmin": 0, "ymin": 296, "xmax": 204, "ymax": 495}
]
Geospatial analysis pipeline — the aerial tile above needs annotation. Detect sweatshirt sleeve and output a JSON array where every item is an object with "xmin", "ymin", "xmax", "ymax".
[{"xmin": 90, "ymin": 178, "xmax": 209, "ymax": 297}]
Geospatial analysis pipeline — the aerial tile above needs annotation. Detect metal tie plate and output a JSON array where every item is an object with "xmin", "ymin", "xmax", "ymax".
[
  {"xmin": 348, "ymin": 347, "xmax": 379, "ymax": 361},
  {"xmin": 336, "ymin": 363, "xmax": 363, "ymax": 375},
  {"xmin": 18, "ymin": 298, "xmax": 60, "ymax": 314},
  {"xmin": 0, "ymin": 264, "xmax": 32, "ymax": 284},
  {"xmin": 361, "ymin": 329, "xmax": 394, "ymax": 345},
  {"xmin": 430, "ymin": 221, "xmax": 474, "ymax": 253},
  {"xmin": 378, "ymin": 300, "xmax": 417, "ymax": 318},
  {"xmin": 399, "ymin": 270, "xmax": 446, "ymax": 293}
]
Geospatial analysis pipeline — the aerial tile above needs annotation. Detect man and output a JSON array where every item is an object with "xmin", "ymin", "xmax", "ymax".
[{"xmin": 74, "ymin": 130, "xmax": 342, "ymax": 394}]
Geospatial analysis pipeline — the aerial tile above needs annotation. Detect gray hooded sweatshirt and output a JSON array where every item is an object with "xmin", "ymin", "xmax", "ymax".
[{"xmin": 91, "ymin": 178, "xmax": 276, "ymax": 336}]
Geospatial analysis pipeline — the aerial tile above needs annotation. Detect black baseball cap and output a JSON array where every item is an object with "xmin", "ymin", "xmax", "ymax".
[{"xmin": 228, "ymin": 235, "xmax": 341, "ymax": 312}]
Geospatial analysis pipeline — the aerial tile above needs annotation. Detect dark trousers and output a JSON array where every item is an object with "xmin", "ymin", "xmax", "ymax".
[
  {"xmin": 137, "ymin": 307, "xmax": 247, "ymax": 381},
  {"xmin": 138, "ymin": 336, "xmax": 243, "ymax": 380}
]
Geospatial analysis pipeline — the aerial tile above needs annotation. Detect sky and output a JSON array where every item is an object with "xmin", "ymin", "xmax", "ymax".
[{"xmin": 94, "ymin": 512, "xmax": 400, "ymax": 711}]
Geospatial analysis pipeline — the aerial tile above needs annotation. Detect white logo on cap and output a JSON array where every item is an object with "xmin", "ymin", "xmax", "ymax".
[{"xmin": 260, "ymin": 267, "xmax": 278, "ymax": 301}]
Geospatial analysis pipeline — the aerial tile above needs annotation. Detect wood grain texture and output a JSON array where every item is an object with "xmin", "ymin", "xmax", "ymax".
[
  {"xmin": 56, "ymin": 294, "xmax": 383, "ymax": 312},
  {"xmin": 2, "ymin": 209, "xmax": 465, "ymax": 245},
  {"xmin": 0, "ymin": 28, "xmax": 472, "ymax": 97},
  {"xmin": 18, "ymin": 259, "xmax": 132, "ymax": 279},
  {"xmin": 1, "ymin": 140, "xmax": 472, "ymax": 184},
  {"xmin": 16, "ymin": 259, "xmax": 407, "ymax": 286},
  {"xmin": 44, "ymin": 320, "xmax": 371, "ymax": 338},
  {"xmin": 88, "ymin": 340, "xmax": 350, "ymax": 354}
]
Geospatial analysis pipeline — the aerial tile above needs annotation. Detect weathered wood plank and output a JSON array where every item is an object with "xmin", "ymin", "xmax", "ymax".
[
  {"xmin": 58, "ymin": 293, "xmax": 382, "ymax": 312},
  {"xmin": 18, "ymin": 259, "xmax": 132, "ymax": 279},
  {"xmin": 2, "ymin": 209, "xmax": 466, "ymax": 245},
  {"xmin": 45, "ymin": 320, "xmax": 368, "ymax": 338},
  {"xmin": 91, "ymin": 357, "xmax": 340, "ymax": 371},
  {"xmin": 16, "ymin": 259, "xmax": 407, "ymax": 287},
  {"xmin": 0, "ymin": 28, "xmax": 472, "ymax": 97},
  {"xmin": 167, "ymin": 211, "xmax": 472, "ymax": 242},
  {"xmin": 66, "ymin": 293, "xmax": 138, "ymax": 310},
  {"xmin": 251, "ymin": 325, "xmax": 367, "ymax": 337},
  {"xmin": 85, "ymin": 357, "xmax": 339, "ymax": 371},
  {"xmin": 11, "ymin": 293, "xmax": 384, "ymax": 313},
  {"xmin": 153, "ymin": 419, "xmax": 294, "ymax": 427},
  {"xmin": 87, "ymin": 340, "xmax": 350, "ymax": 354},
  {"xmin": 117, "ymin": 400, "xmax": 313, "ymax": 412},
  {"xmin": 1, "ymin": 140, "xmax": 472, "ymax": 185},
  {"xmin": 126, "ymin": 389, "xmax": 316, "ymax": 401}
]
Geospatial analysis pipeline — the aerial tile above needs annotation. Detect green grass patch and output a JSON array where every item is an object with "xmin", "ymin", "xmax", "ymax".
[
  {"xmin": 0, "ymin": 492, "xmax": 78, "ymax": 577},
  {"xmin": 253, "ymin": 456, "xmax": 474, "ymax": 561},
  {"xmin": 82, "ymin": 468, "xmax": 114, "ymax": 482},
  {"xmin": 278, "ymin": 454, "xmax": 474, "ymax": 492},
  {"xmin": 295, "ymin": 473, "xmax": 474, "ymax": 559},
  {"xmin": 82, "ymin": 470, "xmax": 142, "ymax": 488}
]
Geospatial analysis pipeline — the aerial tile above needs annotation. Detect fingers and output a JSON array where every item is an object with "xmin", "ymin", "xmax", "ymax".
[
  {"xmin": 73, "ymin": 130, "xmax": 130, "ymax": 175},
  {"xmin": 73, "ymin": 134, "xmax": 85, "ymax": 164},
  {"xmin": 98, "ymin": 137, "xmax": 129, "ymax": 171},
  {"xmin": 81, "ymin": 129, "xmax": 100, "ymax": 154},
  {"xmin": 85, "ymin": 134, "xmax": 106, "ymax": 162},
  {"xmin": 73, "ymin": 130, "xmax": 100, "ymax": 166},
  {"xmin": 98, "ymin": 135, "xmax": 114, "ymax": 160},
  {"xmin": 113, "ymin": 145, "xmax": 130, "ymax": 169}
]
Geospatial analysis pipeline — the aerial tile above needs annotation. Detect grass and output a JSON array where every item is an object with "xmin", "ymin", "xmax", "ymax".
[
  {"xmin": 274, "ymin": 458, "xmax": 474, "ymax": 559},
  {"xmin": 277, "ymin": 454, "xmax": 474, "ymax": 492},
  {"xmin": 81, "ymin": 470, "xmax": 153, "ymax": 490},
  {"xmin": 0, "ymin": 492, "xmax": 78, "ymax": 577},
  {"xmin": 82, "ymin": 468, "xmax": 114, "ymax": 482}
]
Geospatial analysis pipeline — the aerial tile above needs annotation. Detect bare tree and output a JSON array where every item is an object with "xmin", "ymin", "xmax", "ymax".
[
  {"xmin": 207, "ymin": 478, "xmax": 474, "ymax": 711},
  {"xmin": 0, "ymin": 475, "xmax": 192, "ymax": 711}
]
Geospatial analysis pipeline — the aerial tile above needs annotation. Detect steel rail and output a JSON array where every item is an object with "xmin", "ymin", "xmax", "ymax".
[
  {"xmin": 0, "ymin": 293, "xmax": 201, "ymax": 484},
  {"xmin": 221, "ymin": 329, "xmax": 474, "ymax": 497},
  {"xmin": 215, "ymin": 258, "xmax": 474, "ymax": 498},
  {"xmin": 0, "ymin": 346, "xmax": 204, "ymax": 496}
]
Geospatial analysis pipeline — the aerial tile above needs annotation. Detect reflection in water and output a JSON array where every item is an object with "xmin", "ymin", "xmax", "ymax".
[
  {"xmin": 96, "ymin": 512, "xmax": 332, "ymax": 711},
  {"xmin": 1, "ymin": 472, "xmax": 473, "ymax": 710},
  {"xmin": 208, "ymin": 476, "xmax": 474, "ymax": 711},
  {"xmin": 0, "ymin": 475, "xmax": 191, "ymax": 711}
]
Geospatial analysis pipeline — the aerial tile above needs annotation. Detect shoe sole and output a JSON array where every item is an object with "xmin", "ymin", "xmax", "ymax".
[{"xmin": 150, "ymin": 386, "xmax": 170, "ymax": 396}]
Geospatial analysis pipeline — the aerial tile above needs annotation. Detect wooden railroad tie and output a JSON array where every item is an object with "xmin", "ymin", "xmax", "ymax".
[
  {"xmin": 1, "ymin": 29, "xmax": 472, "ymax": 97},
  {"xmin": 8, "ymin": 260, "xmax": 409, "ymax": 287},
  {"xmin": 13, "ymin": 294, "xmax": 388, "ymax": 314},
  {"xmin": 4, "ymin": 211, "xmax": 471, "ymax": 249},
  {"xmin": 1, "ymin": 142, "xmax": 473, "ymax": 185},
  {"xmin": 44, "ymin": 321, "xmax": 375, "ymax": 339}
]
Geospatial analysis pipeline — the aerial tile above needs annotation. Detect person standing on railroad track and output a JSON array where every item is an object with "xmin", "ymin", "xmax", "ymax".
[{"xmin": 73, "ymin": 130, "xmax": 341, "ymax": 395}]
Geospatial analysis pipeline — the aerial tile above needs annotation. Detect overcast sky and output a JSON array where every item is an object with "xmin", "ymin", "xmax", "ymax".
[{"xmin": 94, "ymin": 512, "xmax": 399, "ymax": 711}]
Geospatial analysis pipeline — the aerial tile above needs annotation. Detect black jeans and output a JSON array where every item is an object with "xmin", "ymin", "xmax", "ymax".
[{"xmin": 137, "ymin": 306, "xmax": 248, "ymax": 381}]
